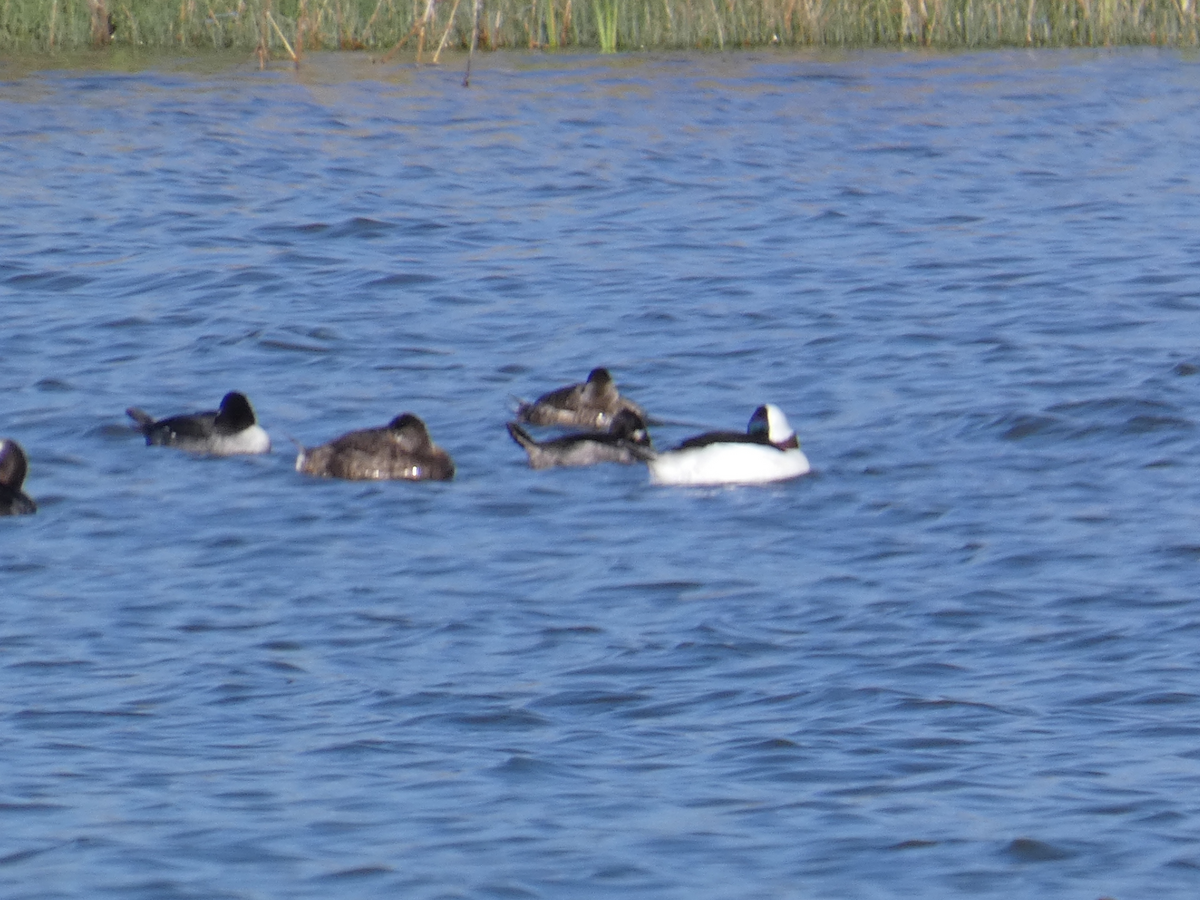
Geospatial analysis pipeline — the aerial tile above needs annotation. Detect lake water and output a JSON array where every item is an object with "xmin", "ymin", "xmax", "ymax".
[{"xmin": 3, "ymin": 46, "xmax": 1200, "ymax": 899}]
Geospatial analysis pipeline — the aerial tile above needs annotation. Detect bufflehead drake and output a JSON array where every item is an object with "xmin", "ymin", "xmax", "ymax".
[
  {"xmin": 507, "ymin": 409, "xmax": 655, "ymax": 469},
  {"xmin": 0, "ymin": 439, "xmax": 36, "ymax": 516},
  {"xmin": 647, "ymin": 404, "xmax": 811, "ymax": 486},
  {"xmin": 295, "ymin": 414, "xmax": 454, "ymax": 481},
  {"xmin": 516, "ymin": 367, "xmax": 646, "ymax": 430},
  {"xmin": 127, "ymin": 391, "xmax": 270, "ymax": 456}
]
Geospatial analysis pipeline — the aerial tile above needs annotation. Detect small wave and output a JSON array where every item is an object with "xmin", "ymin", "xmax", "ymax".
[
  {"xmin": 1003, "ymin": 837, "xmax": 1075, "ymax": 862},
  {"xmin": 318, "ymin": 864, "xmax": 394, "ymax": 881},
  {"xmin": 366, "ymin": 272, "xmax": 440, "ymax": 287},
  {"xmin": 329, "ymin": 217, "xmax": 395, "ymax": 239},
  {"xmin": 0, "ymin": 843, "xmax": 68, "ymax": 867},
  {"xmin": 994, "ymin": 397, "xmax": 1193, "ymax": 442},
  {"xmin": 6, "ymin": 271, "xmax": 93, "ymax": 291},
  {"xmin": 259, "ymin": 338, "xmax": 330, "ymax": 353},
  {"xmin": 451, "ymin": 709, "xmax": 551, "ymax": 730},
  {"xmin": 255, "ymin": 221, "xmax": 331, "ymax": 238},
  {"xmin": 889, "ymin": 839, "xmax": 939, "ymax": 851},
  {"xmin": 996, "ymin": 413, "xmax": 1065, "ymax": 441}
]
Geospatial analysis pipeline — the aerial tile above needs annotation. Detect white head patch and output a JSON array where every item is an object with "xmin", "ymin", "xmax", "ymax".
[{"xmin": 763, "ymin": 404, "xmax": 795, "ymax": 445}]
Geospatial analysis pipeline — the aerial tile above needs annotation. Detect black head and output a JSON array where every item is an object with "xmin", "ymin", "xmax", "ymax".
[
  {"xmin": 0, "ymin": 439, "xmax": 29, "ymax": 490},
  {"xmin": 609, "ymin": 409, "xmax": 650, "ymax": 445},
  {"xmin": 583, "ymin": 368, "xmax": 617, "ymax": 403},
  {"xmin": 387, "ymin": 413, "xmax": 433, "ymax": 450},
  {"xmin": 586, "ymin": 368, "xmax": 613, "ymax": 387},
  {"xmin": 747, "ymin": 404, "xmax": 799, "ymax": 449},
  {"xmin": 747, "ymin": 405, "xmax": 770, "ymax": 438},
  {"xmin": 215, "ymin": 392, "xmax": 257, "ymax": 431}
]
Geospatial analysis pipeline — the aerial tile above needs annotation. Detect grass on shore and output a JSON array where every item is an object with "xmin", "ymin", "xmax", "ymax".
[{"xmin": 2, "ymin": 0, "xmax": 1197, "ymax": 56}]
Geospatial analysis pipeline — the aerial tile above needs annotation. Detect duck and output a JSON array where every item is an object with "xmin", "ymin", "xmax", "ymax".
[
  {"xmin": 516, "ymin": 367, "xmax": 646, "ymax": 430},
  {"xmin": 507, "ymin": 409, "xmax": 655, "ymax": 469},
  {"xmin": 126, "ymin": 391, "xmax": 270, "ymax": 455},
  {"xmin": 647, "ymin": 404, "xmax": 810, "ymax": 486},
  {"xmin": 295, "ymin": 413, "xmax": 454, "ymax": 481},
  {"xmin": 0, "ymin": 439, "xmax": 36, "ymax": 516}
]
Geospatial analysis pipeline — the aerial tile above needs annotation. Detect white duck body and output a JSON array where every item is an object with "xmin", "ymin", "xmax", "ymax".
[{"xmin": 648, "ymin": 404, "xmax": 810, "ymax": 486}]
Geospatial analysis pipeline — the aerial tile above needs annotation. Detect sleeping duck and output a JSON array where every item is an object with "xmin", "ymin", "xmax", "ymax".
[
  {"xmin": 295, "ymin": 413, "xmax": 454, "ymax": 481},
  {"xmin": 516, "ymin": 367, "xmax": 645, "ymax": 430},
  {"xmin": 507, "ymin": 409, "xmax": 654, "ymax": 469}
]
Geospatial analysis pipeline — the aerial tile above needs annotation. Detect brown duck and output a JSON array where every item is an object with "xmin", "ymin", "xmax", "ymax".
[
  {"xmin": 295, "ymin": 414, "xmax": 454, "ymax": 481},
  {"xmin": 516, "ymin": 367, "xmax": 645, "ymax": 430}
]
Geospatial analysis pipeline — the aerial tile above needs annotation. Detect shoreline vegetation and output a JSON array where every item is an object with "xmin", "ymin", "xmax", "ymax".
[{"xmin": 2, "ymin": 0, "xmax": 1197, "ymax": 61}]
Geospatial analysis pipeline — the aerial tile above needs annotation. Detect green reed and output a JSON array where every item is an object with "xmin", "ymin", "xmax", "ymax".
[
  {"xmin": 2, "ymin": 0, "xmax": 1197, "ymax": 54},
  {"xmin": 593, "ymin": 0, "xmax": 618, "ymax": 51}
]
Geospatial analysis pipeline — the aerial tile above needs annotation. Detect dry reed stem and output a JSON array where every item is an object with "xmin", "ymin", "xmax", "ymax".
[
  {"xmin": 415, "ymin": 0, "xmax": 437, "ymax": 60},
  {"xmin": 296, "ymin": 0, "xmax": 308, "ymax": 52},
  {"xmin": 433, "ymin": 0, "xmax": 465, "ymax": 61},
  {"xmin": 464, "ymin": 0, "xmax": 480, "ymax": 85},
  {"xmin": 364, "ymin": 0, "xmax": 390, "ymax": 38},
  {"xmin": 380, "ymin": 18, "xmax": 423, "ymax": 60},
  {"xmin": 267, "ymin": 10, "xmax": 299, "ymax": 60},
  {"xmin": 206, "ymin": 1, "xmax": 221, "ymax": 46},
  {"xmin": 255, "ymin": 0, "xmax": 268, "ymax": 66}
]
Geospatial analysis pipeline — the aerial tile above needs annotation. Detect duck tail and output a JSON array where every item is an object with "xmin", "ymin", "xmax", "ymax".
[
  {"xmin": 511, "ymin": 397, "xmax": 534, "ymax": 423},
  {"xmin": 286, "ymin": 434, "xmax": 308, "ymax": 472},
  {"xmin": 628, "ymin": 443, "xmax": 658, "ymax": 462},
  {"xmin": 126, "ymin": 407, "xmax": 155, "ymax": 432},
  {"xmin": 506, "ymin": 421, "xmax": 537, "ymax": 452}
]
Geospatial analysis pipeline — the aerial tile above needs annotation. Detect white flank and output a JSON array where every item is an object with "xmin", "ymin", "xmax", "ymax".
[
  {"xmin": 209, "ymin": 424, "xmax": 271, "ymax": 456},
  {"xmin": 648, "ymin": 443, "xmax": 810, "ymax": 486}
]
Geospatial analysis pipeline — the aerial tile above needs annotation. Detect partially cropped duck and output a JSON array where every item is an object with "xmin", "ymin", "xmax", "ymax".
[
  {"xmin": 647, "ymin": 404, "xmax": 811, "ymax": 486},
  {"xmin": 295, "ymin": 413, "xmax": 454, "ymax": 481},
  {"xmin": 0, "ymin": 439, "xmax": 36, "ymax": 516},
  {"xmin": 516, "ymin": 367, "xmax": 646, "ymax": 430},
  {"xmin": 127, "ymin": 391, "xmax": 270, "ymax": 455},
  {"xmin": 507, "ymin": 409, "xmax": 654, "ymax": 469}
]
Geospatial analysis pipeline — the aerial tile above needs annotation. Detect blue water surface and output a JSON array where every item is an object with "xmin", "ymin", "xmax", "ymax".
[{"xmin": 2, "ymin": 47, "xmax": 1200, "ymax": 899}]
